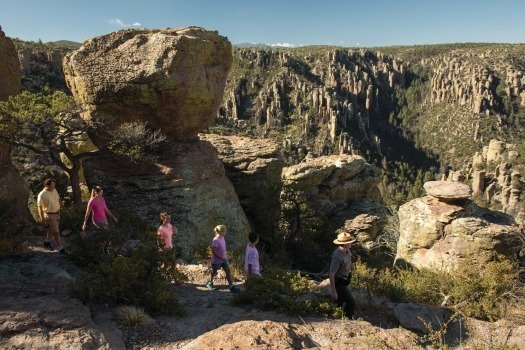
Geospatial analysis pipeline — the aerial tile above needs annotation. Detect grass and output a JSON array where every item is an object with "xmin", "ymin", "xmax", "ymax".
[{"xmin": 114, "ymin": 305, "xmax": 156, "ymax": 326}]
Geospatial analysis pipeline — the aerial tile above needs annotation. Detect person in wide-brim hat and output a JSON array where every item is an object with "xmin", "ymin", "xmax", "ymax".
[
  {"xmin": 333, "ymin": 232, "xmax": 357, "ymax": 245},
  {"xmin": 329, "ymin": 231, "xmax": 357, "ymax": 319}
]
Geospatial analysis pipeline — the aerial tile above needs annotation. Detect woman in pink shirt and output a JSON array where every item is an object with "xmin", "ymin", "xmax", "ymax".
[
  {"xmin": 158, "ymin": 212, "xmax": 178, "ymax": 265},
  {"xmin": 82, "ymin": 186, "xmax": 118, "ymax": 231}
]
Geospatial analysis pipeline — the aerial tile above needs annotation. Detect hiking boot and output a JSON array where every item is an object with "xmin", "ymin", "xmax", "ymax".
[
  {"xmin": 206, "ymin": 281, "xmax": 217, "ymax": 290},
  {"xmin": 59, "ymin": 248, "xmax": 66, "ymax": 254},
  {"xmin": 43, "ymin": 242, "xmax": 53, "ymax": 251},
  {"xmin": 229, "ymin": 285, "xmax": 240, "ymax": 293}
]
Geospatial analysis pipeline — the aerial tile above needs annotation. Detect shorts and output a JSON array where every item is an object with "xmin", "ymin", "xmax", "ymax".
[
  {"xmin": 93, "ymin": 220, "xmax": 109, "ymax": 230},
  {"xmin": 212, "ymin": 260, "xmax": 230, "ymax": 270},
  {"xmin": 44, "ymin": 213, "xmax": 60, "ymax": 234}
]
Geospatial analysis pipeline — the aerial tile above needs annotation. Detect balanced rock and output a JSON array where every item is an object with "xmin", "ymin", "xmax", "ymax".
[
  {"xmin": 63, "ymin": 27, "xmax": 232, "ymax": 146},
  {"xmin": 424, "ymin": 181, "xmax": 472, "ymax": 202},
  {"xmin": 0, "ymin": 26, "xmax": 32, "ymax": 224},
  {"xmin": 396, "ymin": 196, "xmax": 521, "ymax": 271},
  {"xmin": 199, "ymin": 134, "xmax": 284, "ymax": 237}
]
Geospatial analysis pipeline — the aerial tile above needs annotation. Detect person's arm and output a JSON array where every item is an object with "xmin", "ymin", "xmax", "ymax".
[
  {"xmin": 211, "ymin": 245, "xmax": 227, "ymax": 261},
  {"xmin": 82, "ymin": 203, "xmax": 92, "ymax": 231},
  {"xmin": 104, "ymin": 205, "xmax": 118, "ymax": 223},
  {"xmin": 329, "ymin": 272, "xmax": 338, "ymax": 301},
  {"xmin": 37, "ymin": 205, "xmax": 45, "ymax": 224}
]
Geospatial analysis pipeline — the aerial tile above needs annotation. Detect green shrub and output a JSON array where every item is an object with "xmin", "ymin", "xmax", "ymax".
[
  {"xmin": 69, "ymin": 215, "xmax": 186, "ymax": 316},
  {"xmin": 231, "ymin": 268, "xmax": 343, "ymax": 318},
  {"xmin": 352, "ymin": 259, "xmax": 522, "ymax": 321}
]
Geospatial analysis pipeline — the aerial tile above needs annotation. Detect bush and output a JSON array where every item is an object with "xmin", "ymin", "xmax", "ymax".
[
  {"xmin": 231, "ymin": 268, "xmax": 343, "ymax": 318},
  {"xmin": 69, "ymin": 214, "xmax": 186, "ymax": 316},
  {"xmin": 352, "ymin": 259, "xmax": 522, "ymax": 321}
]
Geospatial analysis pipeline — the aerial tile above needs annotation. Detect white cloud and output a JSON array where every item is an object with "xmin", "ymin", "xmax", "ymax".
[
  {"xmin": 107, "ymin": 18, "xmax": 142, "ymax": 28},
  {"xmin": 270, "ymin": 42, "xmax": 294, "ymax": 48}
]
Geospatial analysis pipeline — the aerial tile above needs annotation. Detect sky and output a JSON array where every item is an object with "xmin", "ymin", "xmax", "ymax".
[{"xmin": 0, "ymin": 0, "xmax": 524, "ymax": 48}]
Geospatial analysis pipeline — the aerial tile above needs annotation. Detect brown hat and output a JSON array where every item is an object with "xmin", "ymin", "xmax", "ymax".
[{"xmin": 333, "ymin": 232, "xmax": 357, "ymax": 245}]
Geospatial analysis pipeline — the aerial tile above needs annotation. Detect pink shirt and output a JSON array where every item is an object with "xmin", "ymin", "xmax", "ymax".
[
  {"xmin": 245, "ymin": 243, "xmax": 260, "ymax": 276},
  {"xmin": 211, "ymin": 236, "xmax": 227, "ymax": 264},
  {"xmin": 88, "ymin": 197, "xmax": 107, "ymax": 223},
  {"xmin": 158, "ymin": 223, "xmax": 175, "ymax": 248}
]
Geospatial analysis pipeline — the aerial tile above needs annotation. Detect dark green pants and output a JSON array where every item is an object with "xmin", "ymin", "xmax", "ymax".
[{"xmin": 335, "ymin": 278, "xmax": 355, "ymax": 319}]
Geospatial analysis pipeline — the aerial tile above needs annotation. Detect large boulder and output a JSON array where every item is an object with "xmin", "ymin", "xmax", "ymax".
[
  {"xmin": 199, "ymin": 134, "xmax": 284, "ymax": 238},
  {"xmin": 395, "ymin": 195, "xmax": 522, "ymax": 271},
  {"xmin": 0, "ymin": 26, "xmax": 32, "ymax": 223},
  {"xmin": 63, "ymin": 26, "xmax": 232, "ymax": 146},
  {"xmin": 82, "ymin": 140, "xmax": 251, "ymax": 260},
  {"xmin": 424, "ymin": 180, "xmax": 472, "ymax": 202}
]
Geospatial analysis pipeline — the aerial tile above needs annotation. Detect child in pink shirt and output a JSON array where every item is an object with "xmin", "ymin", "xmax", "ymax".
[
  {"xmin": 82, "ymin": 186, "xmax": 118, "ymax": 231},
  {"xmin": 158, "ymin": 212, "xmax": 178, "ymax": 266}
]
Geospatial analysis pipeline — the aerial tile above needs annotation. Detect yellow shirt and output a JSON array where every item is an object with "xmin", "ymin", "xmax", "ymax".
[{"xmin": 37, "ymin": 189, "xmax": 61, "ymax": 213}]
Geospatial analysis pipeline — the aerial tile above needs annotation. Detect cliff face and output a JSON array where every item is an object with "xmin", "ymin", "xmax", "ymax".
[
  {"xmin": 218, "ymin": 45, "xmax": 525, "ymax": 169},
  {"xmin": 0, "ymin": 26, "xmax": 32, "ymax": 223},
  {"xmin": 217, "ymin": 47, "xmax": 406, "ymax": 163}
]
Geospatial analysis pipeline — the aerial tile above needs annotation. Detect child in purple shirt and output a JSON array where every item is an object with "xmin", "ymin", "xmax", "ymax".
[
  {"xmin": 206, "ymin": 225, "xmax": 240, "ymax": 292},
  {"xmin": 245, "ymin": 232, "xmax": 261, "ymax": 277}
]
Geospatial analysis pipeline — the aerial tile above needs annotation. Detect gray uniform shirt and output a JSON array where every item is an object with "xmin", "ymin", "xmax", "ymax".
[{"xmin": 329, "ymin": 247, "xmax": 353, "ymax": 279}]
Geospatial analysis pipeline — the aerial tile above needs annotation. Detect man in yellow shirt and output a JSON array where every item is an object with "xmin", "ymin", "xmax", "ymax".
[{"xmin": 37, "ymin": 179, "xmax": 67, "ymax": 253}]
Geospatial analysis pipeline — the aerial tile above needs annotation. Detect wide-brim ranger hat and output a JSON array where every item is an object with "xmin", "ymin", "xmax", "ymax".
[{"xmin": 333, "ymin": 232, "xmax": 357, "ymax": 245}]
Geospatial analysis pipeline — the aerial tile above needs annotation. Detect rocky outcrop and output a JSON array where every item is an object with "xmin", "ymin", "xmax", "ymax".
[
  {"xmin": 199, "ymin": 134, "xmax": 284, "ymax": 237},
  {"xmin": 470, "ymin": 139, "xmax": 523, "ymax": 216},
  {"xmin": 17, "ymin": 47, "xmax": 68, "ymax": 93},
  {"xmin": 0, "ymin": 26, "xmax": 32, "ymax": 223},
  {"xmin": 0, "ymin": 249, "xmax": 123, "ymax": 349},
  {"xmin": 184, "ymin": 317, "xmax": 421, "ymax": 350},
  {"xmin": 63, "ymin": 26, "xmax": 232, "ymax": 146},
  {"xmin": 396, "ymin": 185, "xmax": 522, "ymax": 270},
  {"xmin": 82, "ymin": 140, "xmax": 251, "ymax": 259},
  {"xmin": 282, "ymin": 154, "xmax": 387, "ymax": 240}
]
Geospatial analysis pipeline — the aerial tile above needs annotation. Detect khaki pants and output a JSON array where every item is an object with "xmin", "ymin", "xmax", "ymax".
[{"xmin": 44, "ymin": 213, "xmax": 60, "ymax": 235}]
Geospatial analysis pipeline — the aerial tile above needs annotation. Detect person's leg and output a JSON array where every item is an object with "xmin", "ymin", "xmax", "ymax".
[
  {"xmin": 48, "ymin": 214, "xmax": 62, "ymax": 250},
  {"xmin": 209, "ymin": 267, "xmax": 218, "ymax": 284},
  {"xmin": 223, "ymin": 265, "xmax": 233, "ymax": 286},
  {"xmin": 336, "ymin": 284, "xmax": 355, "ymax": 319}
]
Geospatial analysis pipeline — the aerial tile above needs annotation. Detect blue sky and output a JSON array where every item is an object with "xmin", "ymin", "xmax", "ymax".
[{"xmin": 0, "ymin": 0, "xmax": 524, "ymax": 47}]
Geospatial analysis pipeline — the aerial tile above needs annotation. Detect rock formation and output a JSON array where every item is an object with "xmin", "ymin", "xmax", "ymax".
[
  {"xmin": 83, "ymin": 140, "xmax": 251, "ymax": 258},
  {"xmin": 396, "ymin": 181, "xmax": 522, "ymax": 271},
  {"xmin": 0, "ymin": 249, "xmax": 122, "ymax": 348},
  {"xmin": 17, "ymin": 47, "xmax": 68, "ymax": 93},
  {"xmin": 281, "ymin": 154, "xmax": 387, "ymax": 243},
  {"xmin": 63, "ymin": 27, "xmax": 232, "ymax": 146},
  {"xmin": 470, "ymin": 139, "xmax": 523, "ymax": 216},
  {"xmin": 0, "ymin": 25, "xmax": 32, "ymax": 223},
  {"xmin": 184, "ymin": 317, "xmax": 421, "ymax": 349},
  {"xmin": 64, "ymin": 27, "xmax": 250, "ymax": 258},
  {"xmin": 199, "ymin": 134, "xmax": 284, "ymax": 238},
  {"xmin": 219, "ymin": 48, "xmax": 405, "ymax": 160}
]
